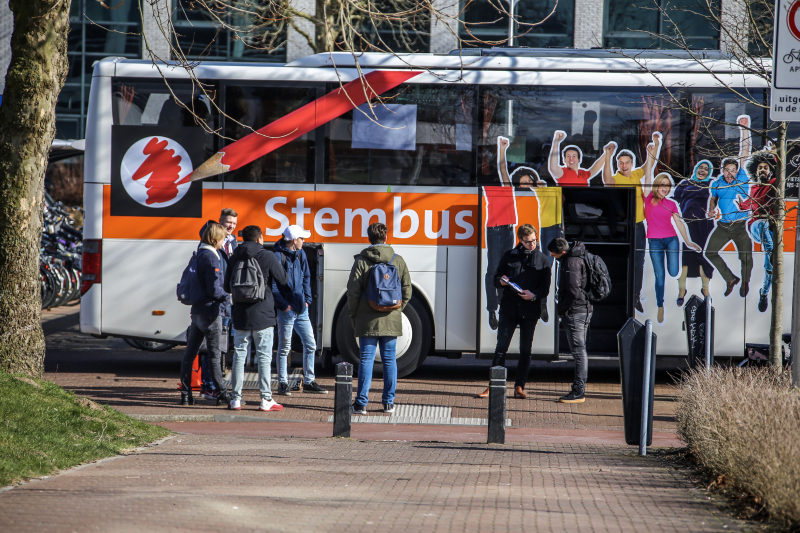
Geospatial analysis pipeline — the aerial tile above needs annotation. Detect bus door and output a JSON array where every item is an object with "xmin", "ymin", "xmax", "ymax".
[
  {"xmin": 560, "ymin": 187, "xmax": 635, "ymax": 355},
  {"xmin": 303, "ymin": 243, "xmax": 325, "ymax": 352}
]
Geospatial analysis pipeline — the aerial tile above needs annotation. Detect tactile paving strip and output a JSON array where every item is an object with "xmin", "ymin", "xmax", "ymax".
[
  {"xmin": 328, "ymin": 404, "xmax": 512, "ymax": 426},
  {"xmin": 224, "ymin": 367, "xmax": 302, "ymax": 390}
]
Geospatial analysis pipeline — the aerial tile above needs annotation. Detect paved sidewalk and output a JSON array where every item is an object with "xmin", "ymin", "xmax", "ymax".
[
  {"xmin": 0, "ymin": 434, "xmax": 742, "ymax": 532},
  {"xmin": 43, "ymin": 306, "xmax": 680, "ymax": 433}
]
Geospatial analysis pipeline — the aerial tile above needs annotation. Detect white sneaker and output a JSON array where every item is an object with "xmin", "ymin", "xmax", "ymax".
[
  {"xmin": 229, "ymin": 398, "xmax": 241, "ymax": 410},
  {"xmin": 259, "ymin": 399, "xmax": 284, "ymax": 412}
]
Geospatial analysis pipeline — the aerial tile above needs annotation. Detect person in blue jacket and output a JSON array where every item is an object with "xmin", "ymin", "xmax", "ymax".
[
  {"xmin": 179, "ymin": 223, "xmax": 232, "ymax": 406},
  {"xmin": 273, "ymin": 225, "xmax": 327, "ymax": 395},
  {"xmin": 197, "ymin": 209, "xmax": 238, "ymax": 399}
]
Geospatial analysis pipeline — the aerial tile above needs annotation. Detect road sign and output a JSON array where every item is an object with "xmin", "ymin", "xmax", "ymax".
[{"xmin": 772, "ymin": 0, "xmax": 800, "ymax": 120}]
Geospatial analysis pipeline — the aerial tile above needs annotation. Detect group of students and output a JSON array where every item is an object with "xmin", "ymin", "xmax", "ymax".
[
  {"xmin": 178, "ymin": 211, "xmax": 412, "ymax": 415},
  {"xmin": 178, "ymin": 208, "xmax": 325, "ymax": 411}
]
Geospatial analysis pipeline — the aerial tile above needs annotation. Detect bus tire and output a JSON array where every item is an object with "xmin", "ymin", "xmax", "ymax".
[{"xmin": 335, "ymin": 296, "xmax": 432, "ymax": 379}]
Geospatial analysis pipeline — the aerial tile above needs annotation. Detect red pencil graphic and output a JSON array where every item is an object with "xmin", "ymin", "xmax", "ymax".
[{"xmin": 190, "ymin": 70, "xmax": 422, "ymax": 181}]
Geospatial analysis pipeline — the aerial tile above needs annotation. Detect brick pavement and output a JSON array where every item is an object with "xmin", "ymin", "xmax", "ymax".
[
  {"xmin": 0, "ymin": 434, "xmax": 743, "ymax": 532},
  {"xmin": 43, "ymin": 306, "xmax": 680, "ymax": 433}
]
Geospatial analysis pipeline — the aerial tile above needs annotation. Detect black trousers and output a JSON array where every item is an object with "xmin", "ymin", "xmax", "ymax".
[
  {"xmin": 492, "ymin": 312, "xmax": 539, "ymax": 389},
  {"xmin": 180, "ymin": 314, "xmax": 228, "ymax": 397}
]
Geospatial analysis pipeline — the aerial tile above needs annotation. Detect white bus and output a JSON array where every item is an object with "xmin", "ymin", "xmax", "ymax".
[{"xmin": 80, "ymin": 49, "xmax": 795, "ymax": 376}]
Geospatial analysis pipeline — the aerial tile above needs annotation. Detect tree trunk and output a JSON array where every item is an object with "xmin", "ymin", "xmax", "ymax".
[
  {"xmin": 770, "ymin": 122, "xmax": 788, "ymax": 369},
  {"xmin": 0, "ymin": 0, "xmax": 69, "ymax": 376}
]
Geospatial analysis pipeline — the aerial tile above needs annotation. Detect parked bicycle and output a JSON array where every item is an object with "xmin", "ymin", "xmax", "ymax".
[{"xmin": 40, "ymin": 196, "xmax": 82, "ymax": 309}]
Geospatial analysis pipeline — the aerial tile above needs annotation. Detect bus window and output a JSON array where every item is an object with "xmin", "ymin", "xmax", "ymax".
[
  {"xmin": 222, "ymin": 85, "xmax": 316, "ymax": 184},
  {"xmin": 112, "ymin": 79, "xmax": 218, "ymax": 129},
  {"xmin": 325, "ymin": 84, "xmax": 477, "ymax": 186},
  {"xmin": 478, "ymin": 86, "xmax": 685, "ymax": 186},
  {"xmin": 688, "ymin": 89, "xmax": 766, "ymax": 176}
]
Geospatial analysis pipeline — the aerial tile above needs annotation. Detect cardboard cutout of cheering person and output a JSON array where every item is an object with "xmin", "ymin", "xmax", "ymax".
[
  {"xmin": 672, "ymin": 159, "xmax": 716, "ymax": 304},
  {"xmin": 739, "ymin": 145, "xmax": 779, "ymax": 313},
  {"xmin": 483, "ymin": 136, "xmax": 548, "ymax": 330},
  {"xmin": 704, "ymin": 115, "xmax": 753, "ymax": 299},
  {"xmin": 601, "ymin": 132, "xmax": 663, "ymax": 313},
  {"xmin": 548, "ymin": 130, "xmax": 607, "ymax": 186},
  {"xmin": 497, "ymin": 137, "xmax": 557, "ymax": 323},
  {"xmin": 641, "ymin": 171, "xmax": 703, "ymax": 324}
]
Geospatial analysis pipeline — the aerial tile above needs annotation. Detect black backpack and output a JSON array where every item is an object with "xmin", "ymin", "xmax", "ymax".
[
  {"xmin": 582, "ymin": 252, "xmax": 612, "ymax": 302},
  {"xmin": 230, "ymin": 256, "xmax": 266, "ymax": 303}
]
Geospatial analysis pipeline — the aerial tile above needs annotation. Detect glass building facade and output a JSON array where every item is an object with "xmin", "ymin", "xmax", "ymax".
[
  {"xmin": 60, "ymin": 0, "xmax": 142, "ymax": 139},
  {"xmin": 54, "ymin": 0, "xmax": 729, "ymax": 138},
  {"xmin": 604, "ymin": 0, "xmax": 720, "ymax": 50},
  {"xmin": 459, "ymin": 0, "xmax": 575, "ymax": 48}
]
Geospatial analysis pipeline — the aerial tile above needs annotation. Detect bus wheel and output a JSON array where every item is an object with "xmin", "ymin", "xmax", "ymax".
[{"xmin": 335, "ymin": 297, "xmax": 432, "ymax": 379}]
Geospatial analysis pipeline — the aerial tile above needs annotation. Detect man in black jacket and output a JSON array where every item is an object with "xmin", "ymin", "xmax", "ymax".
[
  {"xmin": 477, "ymin": 224, "xmax": 551, "ymax": 400},
  {"xmin": 224, "ymin": 225, "xmax": 289, "ymax": 412},
  {"xmin": 549, "ymin": 238, "xmax": 593, "ymax": 404}
]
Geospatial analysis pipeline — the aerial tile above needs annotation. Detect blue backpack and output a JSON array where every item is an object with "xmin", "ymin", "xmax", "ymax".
[
  {"xmin": 176, "ymin": 252, "xmax": 206, "ymax": 305},
  {"xmin": 367, "ymin": 254, "xmax": 403, "ymax": 312}
]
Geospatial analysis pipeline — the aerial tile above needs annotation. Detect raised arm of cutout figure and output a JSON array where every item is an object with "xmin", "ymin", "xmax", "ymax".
[
  {"xmin": 548, "ymin": 130, "xmax": 566, "ymax": 180},
  {"xmin": 497, "ymin": 136, "xmax": 512, "ymax": 186}
]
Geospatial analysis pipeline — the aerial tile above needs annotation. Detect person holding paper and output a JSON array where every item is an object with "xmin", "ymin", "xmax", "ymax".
[{"xmin": 476, "ymin": 224, "xmax": 551, "ymax": 400}]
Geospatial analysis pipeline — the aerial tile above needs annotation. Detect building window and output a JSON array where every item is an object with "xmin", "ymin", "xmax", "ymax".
[
  {"xmin": 172, "ymin": 0, "xmax": 287, "ymax": 62},
  {"xmin": 351, "ymin": 1, "xmax": 430, "ymax": 53},
  {"xmin": 459, "ymin": 0, "xmax": 574, "ymax": 48},
  {"xmin": 59, "ymin": 0, "xmax": 142, "ymax": 138},
  {"xmin": 604, "ymin": 0, "xmax": 720, "ymax": 49}
]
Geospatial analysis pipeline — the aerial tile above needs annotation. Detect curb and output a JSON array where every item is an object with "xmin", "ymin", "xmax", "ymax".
[{"xmin": 130, "ymin": 414, "xmax": 317, "ymax": 423}]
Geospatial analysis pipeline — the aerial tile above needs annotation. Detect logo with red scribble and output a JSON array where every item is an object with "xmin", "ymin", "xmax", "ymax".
[{"xmin": 120, "ymin": 137, "xmax": 193, "ymax": 208}]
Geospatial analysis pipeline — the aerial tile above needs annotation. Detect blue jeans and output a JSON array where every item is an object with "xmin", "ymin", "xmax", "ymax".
[
  {"xmin": 751, "ymin": 219, "xmax": 774, "ymax": 295},
  {"xmin": 277, "ymin": 306, "xmax": 317, "ymax": 385},
  {"xmin": 354, "ymin": 336, "xmax": 397, "ymax": 407},
  {"xmin": 649, "ymin": 236, "xmax": 680, "ymax": 307},
  {"xmin": 231, "ymin": 327, "xmax": 274, "ymax": 401},
  {"xmin": 562, "ymin": 311, "xmax": 592, "ymax": 391}
]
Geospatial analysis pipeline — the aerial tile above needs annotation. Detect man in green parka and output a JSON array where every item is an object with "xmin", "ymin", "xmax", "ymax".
[{"xmin": 347, "ymin": 222, "xmax": 412, "ymax": 414}]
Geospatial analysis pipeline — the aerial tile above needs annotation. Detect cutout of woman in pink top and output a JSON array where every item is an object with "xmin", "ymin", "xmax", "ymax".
[{"xmin": 642, "ymin": 173, "xmax": 701, "ymax": 323}]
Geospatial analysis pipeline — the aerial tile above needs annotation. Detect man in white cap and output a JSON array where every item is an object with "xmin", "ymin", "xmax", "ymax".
[{"xmin": 273, "ymin": 225, "xmax": 327, "ymax": 395}]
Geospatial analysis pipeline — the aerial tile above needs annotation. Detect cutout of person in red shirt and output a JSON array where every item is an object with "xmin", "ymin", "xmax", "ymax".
[
  {"xmin": 483, "ymin": 137, "xmax": 547, "ymax": 330},
  {"xmin": 548, "ymin": 130, "xmax": 612, "ymax": 186},
  {"xmin": 739, "ymin": 148, "xmax": 778, "ymax": 313},
  {"xmin": 483, "ymin": 137, "xmax": 518, "ymax": 330}
]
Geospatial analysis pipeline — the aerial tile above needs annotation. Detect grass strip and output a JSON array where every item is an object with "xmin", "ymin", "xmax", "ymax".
[{"xmin": 0, "ymin": 371, "xmax": 171, "ymax": 486}]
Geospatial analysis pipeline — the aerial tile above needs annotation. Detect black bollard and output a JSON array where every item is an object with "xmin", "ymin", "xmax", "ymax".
[
  {"xmin": 618, "ymin": 317, "xmax": 657, "ymax": 447},
  {"xmin": 333, "ymin": 362, "xmax": 352, "ymax": 438},
  {"xmin": 487, "ymin": 366, "xmax": 506, "ymax": 444}
]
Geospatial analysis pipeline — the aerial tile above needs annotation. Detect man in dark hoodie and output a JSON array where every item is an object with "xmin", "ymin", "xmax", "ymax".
[
  {"xmin": 224, "ymin": 225, "xmax": 288, "ymax": 411},
  {"xmin": 346, "ymin": 223, "xmax": 412, "ymax": 414},
  {"xmin": 179, "ymin": 223, "xmax": 232, "ymax": 406},
  {"xmin": 273, "ymin": 225, "xmax": 327, "ymax": 395},
  {"xmin": 476, "ymin": 224, "xmax": 551, "ymax": 400},
  {"xmin": 548, "ymin": 237, "xmax": 592, "ymax": 404}
]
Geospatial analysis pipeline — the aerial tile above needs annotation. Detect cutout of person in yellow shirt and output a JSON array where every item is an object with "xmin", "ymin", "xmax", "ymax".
[{"xmin": 602, "ymin": 132, "xmax": 663, "ymax": 313}]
